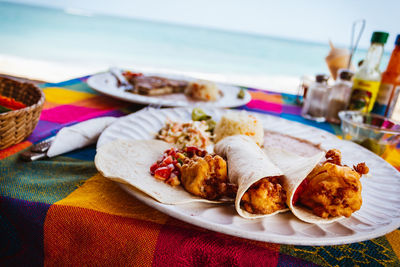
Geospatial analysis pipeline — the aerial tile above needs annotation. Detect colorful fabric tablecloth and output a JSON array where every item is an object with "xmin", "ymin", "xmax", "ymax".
[{"xmin": 1, "ymin": 76, "xmax": 400, "ymax": 266}]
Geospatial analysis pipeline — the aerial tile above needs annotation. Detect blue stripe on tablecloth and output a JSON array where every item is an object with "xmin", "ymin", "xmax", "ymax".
[{"xmin": 0, "ymin": 196, "xmax": 50, "ymax": 266}]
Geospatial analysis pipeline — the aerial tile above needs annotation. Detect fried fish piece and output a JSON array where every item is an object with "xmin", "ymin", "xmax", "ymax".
[
  {"xmin": 298, "ymin": 149, "xmax": 369, "ymax": 218},
  {"xmin": 240, "ymin": 176, "xmax": 287, "ymax": 215},
  {"xmin": 180, "ymin": 154, "xmax": 236, "ymax": 200}
]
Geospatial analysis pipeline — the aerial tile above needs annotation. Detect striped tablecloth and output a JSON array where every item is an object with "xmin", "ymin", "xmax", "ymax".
[{"xmin": 1, "ymin": 76, "xmax": 399, "ymax": 266}]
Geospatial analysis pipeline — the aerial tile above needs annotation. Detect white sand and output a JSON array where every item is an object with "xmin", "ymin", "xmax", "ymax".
[
  {"xmin": 0, "ymin": 54, "xmax": 107, "ymax": 83},
  {"xmin": 0, "ymin": 54, "xmax": 300, "ymax": 94}
]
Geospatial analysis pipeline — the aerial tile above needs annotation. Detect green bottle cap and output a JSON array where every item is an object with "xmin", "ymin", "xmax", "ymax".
[{"xmin": 371, "ymin": 31, "xmax": 389, "ymax": 44}]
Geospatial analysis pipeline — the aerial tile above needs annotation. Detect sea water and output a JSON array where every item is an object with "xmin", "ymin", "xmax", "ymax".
[{"xmin": 0, "ymin": 2, "xmax": 390, "ymax": 86}]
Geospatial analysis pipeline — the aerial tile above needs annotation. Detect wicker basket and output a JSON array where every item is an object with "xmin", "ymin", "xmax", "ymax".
[{"xmin": 0, "ymin": 77, "xmax": 45, "ymax": 150}]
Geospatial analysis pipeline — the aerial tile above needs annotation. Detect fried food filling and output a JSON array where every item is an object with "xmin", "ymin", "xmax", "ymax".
[
  {"xmin": 240, "ymin": 176, "xmax": 287, "ymax": 214},
  {"xmin": 297, "ymin": 149, "xmax": 369, "ymax": 218},
  {"xmin": 181, "ymin": 154, "xmax": 237, "ymax": 200}
]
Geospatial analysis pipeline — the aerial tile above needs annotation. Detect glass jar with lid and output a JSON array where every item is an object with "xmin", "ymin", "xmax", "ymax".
[
  {"xmin": 325, "ymin": 69, "xmax": 354, "ymax": 124},
  {"xmin": 301, "ymin": 74, "xmax": 329, "ymax": 122}
]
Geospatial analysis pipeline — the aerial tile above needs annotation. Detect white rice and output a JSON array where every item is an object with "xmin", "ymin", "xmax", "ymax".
[{"xmin": 214, "ymin": 112, "xmax": 264, "ymax": 146}]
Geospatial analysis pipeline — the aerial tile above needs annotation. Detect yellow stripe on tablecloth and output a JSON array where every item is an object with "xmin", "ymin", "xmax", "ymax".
[
  {"xmin": 43, "ymin": 87, "xmax": 96, "ymax": 104},
  {"xmin": 55, "ymin": 173, "xmax": 169, "ymax": 224},
  {"xmin": 386, "ymin": 230, "xmax": 400, "ymax": 259}
]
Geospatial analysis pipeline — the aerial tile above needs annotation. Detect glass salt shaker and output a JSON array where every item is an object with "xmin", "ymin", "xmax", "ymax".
[
  {"xmin": 301, "ymin": 74, "xmax": 329, "ymax": 122},
  {"xmin": 325, "ymin": 69, "xmax": 354, "ymax": 124}
]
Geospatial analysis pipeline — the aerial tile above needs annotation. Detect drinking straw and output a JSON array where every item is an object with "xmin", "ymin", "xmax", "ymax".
[{"xmin": 348, "ymin": 19, "xmax": 366, "ymax": 69}]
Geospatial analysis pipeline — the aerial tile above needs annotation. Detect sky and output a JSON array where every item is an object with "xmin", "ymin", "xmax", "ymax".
[{"xmin": 4, "ymin": 0, "xmax": 399, "ymax": 50}]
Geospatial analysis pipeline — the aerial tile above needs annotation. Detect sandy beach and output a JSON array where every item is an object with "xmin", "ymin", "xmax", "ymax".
[
  {"xmin": 0, "ymin": 54, "xmax": 302, "ymax": 94},
  {"xmin": 2, "ymin": 54, "xmax": 399, "ymax": 121}
]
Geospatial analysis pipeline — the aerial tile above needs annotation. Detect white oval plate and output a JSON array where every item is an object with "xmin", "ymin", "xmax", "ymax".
[
  {"xmin": 97, "ymin": 107, "xmax": 400, "ymax": 246},
  {"xmin": 87, "ymin": 72, "xmax": 251, "ymax": 108}
]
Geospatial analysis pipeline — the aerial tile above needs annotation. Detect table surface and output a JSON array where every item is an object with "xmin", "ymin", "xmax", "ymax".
[{"xmin": 1, "ymin": 75, "xmax": 400, "ymax": 266}]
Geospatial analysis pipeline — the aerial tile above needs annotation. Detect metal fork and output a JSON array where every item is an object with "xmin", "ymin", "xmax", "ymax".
[
  {"xmin": 109, "ymin": 67, "xmax": 134, "ymax": 91},
  {"xmin": 19, "ymin": 136, "xmax": 55, "ymax": 161}
]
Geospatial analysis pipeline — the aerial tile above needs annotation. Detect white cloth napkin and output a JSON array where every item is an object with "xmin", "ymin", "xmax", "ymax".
[{"xmin": 46, "ymin": 116, "xmax": 118, "ymax": 157}]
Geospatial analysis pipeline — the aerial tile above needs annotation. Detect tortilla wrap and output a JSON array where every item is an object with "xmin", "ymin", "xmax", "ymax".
[
  {"xmin": 214, "ymin": 135, "xmax": 288, "ymax": 219},
  {"xmin": 263, "ymin": 147, "xmax": 345, "ymax": 224},
  {"xmin": 95, "ymin": 139, "xmax": 223, "ymax": 204}
]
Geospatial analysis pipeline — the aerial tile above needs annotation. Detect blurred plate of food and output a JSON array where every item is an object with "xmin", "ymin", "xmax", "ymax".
[{"xmin": 87, "ymin": 70, "xmax": 251, "ymax": 107}]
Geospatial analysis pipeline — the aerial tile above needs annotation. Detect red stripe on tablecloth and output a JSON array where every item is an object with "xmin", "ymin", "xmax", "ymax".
[
  {"xmin": 0, "ymin": 141, "xmax": 31, "ymax": 160},
  {"xmin": 152, "ymin": 221, "xmax": 279, "ymax": 266},
  {"xmin": 44, "ymin": 204, "xmax": 162, "ymax": 266}
]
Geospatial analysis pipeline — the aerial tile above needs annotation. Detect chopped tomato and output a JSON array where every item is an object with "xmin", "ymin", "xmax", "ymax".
[
  {"xmin": 162, "ymin": 155, "xmax": 173, "ymax": 165},
  {"xmin": 165, "ymin": 148, "xmax": 178, "ymax": 158},
  {"xmin": 157, "ymin": 161, "xmax": 166, "ymax": 168},
  {"xmin": 150, "ymin": 163, "xmax": 159, "ymax": 175},
  {"xmin": 154, "ymin": 167, "xmax": 171, "ymax": 181}
]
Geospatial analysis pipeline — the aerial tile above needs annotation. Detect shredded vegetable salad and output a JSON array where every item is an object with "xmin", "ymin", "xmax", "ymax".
[{"xmin": 157, "ymin": 120, "xmax": 211, "ymax": 149}]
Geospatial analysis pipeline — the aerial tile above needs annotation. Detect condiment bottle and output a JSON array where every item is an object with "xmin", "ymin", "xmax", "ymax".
[
  {"xmin": 301, "ymin": 74, "xmax": 329, "ymax": 122},
  {"xmin": 372, "ymin": 34, "xmax": 400, "ymax": 117},
  {"xmin": 348, "ymin": 31, "xmax": 389, "ymax": 112},
  {"xmin": 325, "ymin": 69, "xmax": 354, "ymax": 123}
]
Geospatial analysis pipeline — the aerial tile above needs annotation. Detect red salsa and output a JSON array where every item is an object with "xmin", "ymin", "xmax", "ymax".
[{"xmin": 150, "ymin": 146, "xmax": 206, "ymax": 186}]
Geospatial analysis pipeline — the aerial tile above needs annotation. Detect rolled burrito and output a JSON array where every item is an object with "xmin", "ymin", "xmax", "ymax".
[
  {"xmin": 264, "ymin": 147, "xmax": 368, "ymax": 224},
  {"xmin": 215, "ymin": 135, "xmax": 288, "ymax": 219}
]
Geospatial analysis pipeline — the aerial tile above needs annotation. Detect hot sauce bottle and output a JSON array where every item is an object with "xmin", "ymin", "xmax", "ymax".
[
  {"xmin": 372, "ymin": 34, "xmax": 400, "ymax": 117},
  {"xmin": 348, "ymin": 31, "xmax": 389, "ymax": 112}
]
